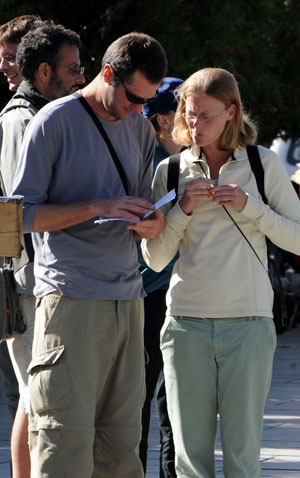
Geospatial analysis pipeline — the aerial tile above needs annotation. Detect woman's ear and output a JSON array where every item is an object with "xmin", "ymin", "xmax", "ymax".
[
  {"xmin": 227, "ymin": 104, "xmax": 237, "ymax": 121},
  {"xmin": 156, "ymin": 113, "xmax": 170, "ymax": 131},
  {"xmin": 157, "ymin": 112, "xmax": 176, "ymax": 132}
]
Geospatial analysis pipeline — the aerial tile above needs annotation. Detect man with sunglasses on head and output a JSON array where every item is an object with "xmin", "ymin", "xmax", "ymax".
[
  {"xmin": 0, "ymin": 19, "xmax": 84, "ymax": 478},
  {"xmin": 12, "ymin": 32, "xmax": 167, "ymax": 477}
]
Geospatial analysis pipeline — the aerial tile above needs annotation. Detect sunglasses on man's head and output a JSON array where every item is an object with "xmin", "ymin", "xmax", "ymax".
[{"xmin": 113, "ymin": 69, "xmax": 157, "ymax": 105}]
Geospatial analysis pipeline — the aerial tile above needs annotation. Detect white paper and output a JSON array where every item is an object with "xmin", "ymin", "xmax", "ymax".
[{"xmin": 95, "ymin": 189, "xmax": 176, "ymax": 225}]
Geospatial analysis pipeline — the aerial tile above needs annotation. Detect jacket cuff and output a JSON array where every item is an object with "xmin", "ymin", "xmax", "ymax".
[
  {"xmin": 166, "ymin": 201, "xmax": 193, "ymax": 230},
  {"xmin": 241, "ymin": 193, "xmax": 264, "ymax": 220}
]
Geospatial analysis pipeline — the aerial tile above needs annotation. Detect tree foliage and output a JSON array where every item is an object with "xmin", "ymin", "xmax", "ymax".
[{"xmin": 0, "ymin": 0, "xmax": 299, "ymax": 145}]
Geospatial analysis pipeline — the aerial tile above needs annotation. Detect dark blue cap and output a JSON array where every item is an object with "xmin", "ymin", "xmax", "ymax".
[{"xmin": 142, "ymin": 77, "xmax": 183, "ymax": 116}]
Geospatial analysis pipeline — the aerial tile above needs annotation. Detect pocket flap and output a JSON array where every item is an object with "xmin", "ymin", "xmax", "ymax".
[{"xmin": 28, "ymin": 345, "xmax": 65, "ymax": 374}]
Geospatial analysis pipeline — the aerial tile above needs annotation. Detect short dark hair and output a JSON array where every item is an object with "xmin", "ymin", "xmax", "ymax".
[
  {"xmin": 0, "ymin": 15, "xmax": 42, "ymax": 44},
  {"xmin": 102, "ymin": 32, "xmax": 167, "ymax": 84},
  {"xmin": 17, "ymin": 21, "xmax": 81, "ymax": 82}
]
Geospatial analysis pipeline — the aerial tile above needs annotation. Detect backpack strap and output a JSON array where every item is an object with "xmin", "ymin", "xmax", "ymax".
[
  {"xmin": 0, "ymin": 104, "xmax": 32, "ymax": 116},
  {"xmin": 246, "ymin": 145, "xmax": 288, "ymax": 332},
  {"xmin": 246, "ymin": 144, "xmax": 268, "ymax": 204},
  {"xmin": 167, "ymin": 147, "xmax": 267, "ymax": 207},
  {"xmin": 167, "ymin": 154, "xmax": 180, "ymax": 206},
  {"xmin": 0, "ymin": 94, "xmax": 34, "ymax": 118}
]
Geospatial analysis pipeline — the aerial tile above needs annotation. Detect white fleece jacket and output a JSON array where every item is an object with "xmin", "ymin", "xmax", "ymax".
[{"xmin": 142, "ymin": 144, "xmax": 300, "ymax": 318}]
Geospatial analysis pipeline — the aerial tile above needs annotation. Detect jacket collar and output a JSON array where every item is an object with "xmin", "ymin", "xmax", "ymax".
[
  {"xmin": 188, "ymin": 144, "xmax": 249, "ymax": 164},
  {"xmin": 14, "ymin": 80, "xmax": 49, "ymax": 111}
]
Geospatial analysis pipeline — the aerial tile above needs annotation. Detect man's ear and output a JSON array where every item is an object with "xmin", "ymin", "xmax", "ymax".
[
  {"xmin": 103, "ymin": 64, "xmax": 113, "ymax": 84},
  {"xmin": 37, "ymin": 62, "xmax": 52, "ymax": 85}
]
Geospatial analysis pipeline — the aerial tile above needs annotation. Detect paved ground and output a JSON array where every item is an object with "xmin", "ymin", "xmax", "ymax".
[
  {"xmin": 0, "ymin": 324, "xmax": 300, "ymax": 477},
  {"xmin": 0, "ymin": 375, "xmax": 12, "ymax": 477}
]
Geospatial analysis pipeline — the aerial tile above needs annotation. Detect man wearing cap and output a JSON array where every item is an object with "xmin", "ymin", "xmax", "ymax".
[{"xmin": 139, "ymin": 77, "xmax": 183, "ymax": 478}]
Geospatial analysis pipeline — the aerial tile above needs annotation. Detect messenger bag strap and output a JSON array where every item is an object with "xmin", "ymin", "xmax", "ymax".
[{"xmin": 77, "ymin": 94, "xmax": 129, "ymax": 196}]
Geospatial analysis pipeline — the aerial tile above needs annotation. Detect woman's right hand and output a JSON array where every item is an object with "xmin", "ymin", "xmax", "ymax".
[{"xmin": 179, "ymin": 178, "xmax": 216, "ymax": 215}]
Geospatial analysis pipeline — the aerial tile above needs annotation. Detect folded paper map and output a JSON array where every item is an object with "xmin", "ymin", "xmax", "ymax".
[{"xmin": 95, "ymin": 189, "xmax": 176, "ymax": 225}]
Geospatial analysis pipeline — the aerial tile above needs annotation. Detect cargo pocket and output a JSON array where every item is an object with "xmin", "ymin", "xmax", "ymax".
[{"xmin": 28, "ymin": 345, "xmax": 76, "ymax": 415}]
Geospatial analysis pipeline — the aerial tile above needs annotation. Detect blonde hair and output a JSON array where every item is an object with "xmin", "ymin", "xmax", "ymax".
[{"xmin": 172, "ymin": 68, "xmax": 257, "ymax": 149}]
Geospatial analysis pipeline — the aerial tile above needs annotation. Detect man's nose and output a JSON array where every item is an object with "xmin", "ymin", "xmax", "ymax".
[{"xmin": 75, "ymin": 72, "xmax": 85, "ymax": 85}]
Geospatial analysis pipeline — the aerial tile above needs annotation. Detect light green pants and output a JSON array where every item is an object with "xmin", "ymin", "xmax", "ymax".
[
  {"xmin": 160, "ymin": 316, "xmax": 277, "ymax": 478},
  {"xmin": 28, "ymin": 293, "xmax": 145, "ymax": 478}
]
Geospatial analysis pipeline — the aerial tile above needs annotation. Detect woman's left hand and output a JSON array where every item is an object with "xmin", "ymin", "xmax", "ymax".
[{"xmin": 210, "ymin": 184, "xmax": 248, "ymax": 212}]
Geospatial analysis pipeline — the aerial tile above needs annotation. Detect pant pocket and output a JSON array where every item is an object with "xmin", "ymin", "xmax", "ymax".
[
  {"xmin": 160, "ymin": 315, "xmax": 175, "ymax": 350},
  {"xmin": 28, "ymin": 345, "xmax": 76, "ymax": 414},
  {"xmin": 261, "ymin": 318, "xmax": 277, "ymax": 352}
]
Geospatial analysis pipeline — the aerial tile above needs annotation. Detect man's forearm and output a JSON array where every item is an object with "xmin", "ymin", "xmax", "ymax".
[
  {"xmin": 32, "ymin": 196, "xmax": 155, "ymax": 232},
  {"xmin": 32, "ymin": 201, "xmax": 99, "ymax": 232}
]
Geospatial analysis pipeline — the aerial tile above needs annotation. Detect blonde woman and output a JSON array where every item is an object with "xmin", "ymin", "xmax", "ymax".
[{"xmin": 140, "ymin": 68, "xmax": 300, "ymax": 477}]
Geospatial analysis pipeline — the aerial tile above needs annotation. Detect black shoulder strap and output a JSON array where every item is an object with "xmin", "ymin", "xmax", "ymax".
[
  {"xmin": 77, "ymin": 94, "xmax": 129, "ymax": 196},
  {"xmin": 0, "ymin": 94, "xmax": 33, "ymax": 118},
  {"xmin": 167, "ymin": 147, "xmax": 267, "ymax": 207},
  {"xmin": 246, "ymin": 144, "xmax": 268, "ymax": 204},
  {"xmin": 167, "ymin": 154, "xmax": 180, "ymax": 206},
  {"xmin": 0, "ymin": 104, "xmax": 31, "ymax": 117}
]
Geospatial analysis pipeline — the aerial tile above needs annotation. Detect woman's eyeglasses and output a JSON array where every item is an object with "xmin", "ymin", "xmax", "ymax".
[{"xmin": 182, "ymin": 106, "xmax": 229, "ymax": 125}]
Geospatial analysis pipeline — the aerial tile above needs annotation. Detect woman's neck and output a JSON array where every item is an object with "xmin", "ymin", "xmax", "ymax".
[{"xmin": 202, "ymin": 145, "xmax": 233, "ymax": 179}]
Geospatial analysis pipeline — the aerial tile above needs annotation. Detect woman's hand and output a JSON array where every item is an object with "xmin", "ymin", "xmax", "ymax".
[
  {"xmin": 179, "ymin": 178, "xmax": 216, "ymax": 215},
  {"xmin": 210, "ymin": 184, "xmax": 248, "ymax": 212}
]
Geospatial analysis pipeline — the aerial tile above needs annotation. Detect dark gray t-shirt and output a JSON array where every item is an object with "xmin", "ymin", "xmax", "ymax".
[{"xmin": 13, "ymin": 94, "xmax": 155, "ymax": 300}]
